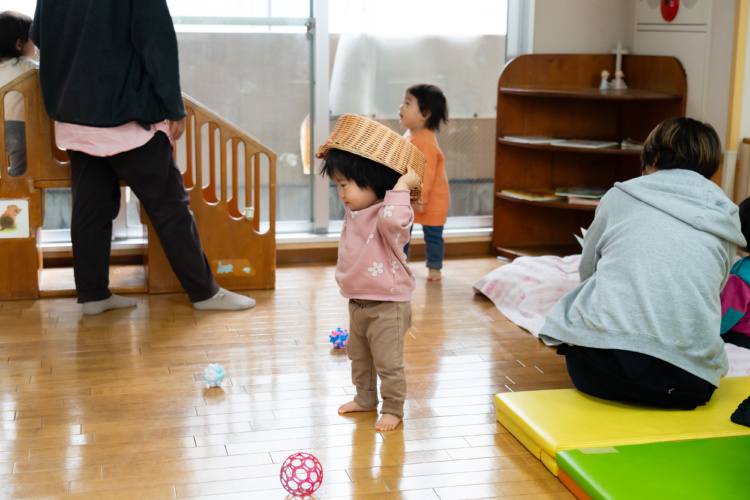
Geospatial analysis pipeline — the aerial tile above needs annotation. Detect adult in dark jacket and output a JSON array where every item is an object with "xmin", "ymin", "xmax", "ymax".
[{"xmin": 30, "ymin": 0, "xmax": 255, "ymax": 314}]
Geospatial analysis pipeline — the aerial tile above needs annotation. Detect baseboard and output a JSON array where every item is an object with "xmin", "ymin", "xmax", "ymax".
[
  {"xmin": 276, "ymin": 232, "xmax": 493, "ymax": 266},
  {"xmin": 41, "ymin": 230, "xmax": 494, "ymax": 268}
]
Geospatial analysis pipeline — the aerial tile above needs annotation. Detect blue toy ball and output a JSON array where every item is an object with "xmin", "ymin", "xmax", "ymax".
[
  {"xmin": 202, "ymin": 363, "xmax": 227, "ymax": 387},
  {"xmin": 329, "ymin": 328, "xmax": 348, "ymax": 348}
]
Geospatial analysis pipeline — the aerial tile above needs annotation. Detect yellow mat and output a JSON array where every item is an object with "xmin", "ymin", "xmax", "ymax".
[{"xmin": 494, "ymin": 376, "xmax": 750, "ymax": 475}]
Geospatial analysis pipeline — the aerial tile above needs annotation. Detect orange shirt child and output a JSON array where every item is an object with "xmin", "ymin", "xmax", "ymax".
[
  {"xmin": 405, "ymin": 128, "xmax": 449, "ymax": 226},
  {"xmin": 399, "ymin": 83, "xmax": 449, "ymax": 281}
]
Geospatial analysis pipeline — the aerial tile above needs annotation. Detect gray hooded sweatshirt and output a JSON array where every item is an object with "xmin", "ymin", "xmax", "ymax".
[{"xmin": 540, "ymin": 169, "xmax": 746, "ymax": 386}]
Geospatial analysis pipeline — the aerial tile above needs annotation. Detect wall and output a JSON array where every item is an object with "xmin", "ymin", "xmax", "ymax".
[
  {"xmin": 705, "ymin": 1, "xmax": 736, "ymax": 150},
  {"xmin": 531, "ymin": 0, "xmax": 737, "ymax": 193},
  {"xmin": 733, "ymin": 1, "xmax": 750, "ymax": 201},
  {"xmin": 710, "ymin": 0, "xmax": 740, "ymax": 193},
  {"xmin": 633, "ymin": 0, "xmax": 734, "ymax": 144},
  {"xmin": 739, "ymin": 5, "xmax": 750, "ymax": 148},
  {"xmin": 631, "ymin": 0, "xmax": 735, "ymax": 192},
  {"xmin": 532, "ymin": 0, "xmax": 635, "ymax": 54}
]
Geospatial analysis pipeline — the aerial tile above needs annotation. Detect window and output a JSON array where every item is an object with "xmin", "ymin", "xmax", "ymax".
[
  {"xmin": 5, "ymin": 0, "xmax": 508, "ymax": 243},
  {"xmin": 169, "ymin": 1, "xmax": 315, "ymax": 232},
  {"xmin": 329, "ymin": 0, "xmax": 507, "ymax": 36},
  {"xmin": 325, "ymin": 1, "xmax": 507, "ymax": 229}
]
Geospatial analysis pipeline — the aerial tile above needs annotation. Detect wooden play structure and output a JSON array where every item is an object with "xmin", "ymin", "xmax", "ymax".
[{"xmin": 0, "ymin": 69, "xmax": 276, "ymax": 300}]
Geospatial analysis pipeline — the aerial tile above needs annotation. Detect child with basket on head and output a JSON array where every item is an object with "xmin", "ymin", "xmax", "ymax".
[
  {"xmin": 399, "ymin": 84, "xmax": 449, "ymax": 281},
  {"xmin": 318, "ymin": 114, "xmax": 423, "ymax": 431},
  {"xmin": 0, "ymin": 11, "xmax": 38, "ymax": 177},
  {"xmin": 720, "ymin": 196, "xmax": 750, "ymax": 350}
]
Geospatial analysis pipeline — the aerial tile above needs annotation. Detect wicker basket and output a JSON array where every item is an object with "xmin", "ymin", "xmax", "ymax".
[{"xmin": 316, "ymin": 114, "xmax": 425, "ymax": 201}]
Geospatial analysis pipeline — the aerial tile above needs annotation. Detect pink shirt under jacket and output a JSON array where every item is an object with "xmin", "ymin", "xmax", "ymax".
[
  {"xmin": 55, "ymin": 120, "xmax": 172, "ymax": 157},
  {"xmin": 336, "ymin": 190, "xmax": 416, "ymax": 302}
]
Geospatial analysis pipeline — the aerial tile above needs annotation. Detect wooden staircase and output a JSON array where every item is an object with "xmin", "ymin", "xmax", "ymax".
[{"xmin": 0, "ymin": 70, "xmax": 276, "ymax": 300}]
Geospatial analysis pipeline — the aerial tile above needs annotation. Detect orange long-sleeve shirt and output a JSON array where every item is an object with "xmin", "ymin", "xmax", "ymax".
[{"xmin": 405, "ymin": 128, "xmax": 449, "ymax": 226}]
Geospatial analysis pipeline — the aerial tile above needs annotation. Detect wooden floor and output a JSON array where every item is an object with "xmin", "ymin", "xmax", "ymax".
[{"xmin": 0, "ymin": 256, "xmax": 576, "ymax": 499}]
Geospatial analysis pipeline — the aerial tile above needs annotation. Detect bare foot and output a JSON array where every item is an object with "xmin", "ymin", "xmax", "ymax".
[
  {"xmin": 338, "ymin": 401, "xmax": 377, "ymax": 414},
  {"xmin": 427, "ymin": 269, "xmax": 442, "ymax": 281},
  {"xmin": 375, "ymin": 413, "xmax": 402, "ymax": 431}
]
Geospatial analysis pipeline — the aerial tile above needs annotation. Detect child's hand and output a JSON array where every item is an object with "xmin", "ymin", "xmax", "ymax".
[{"xmin": 393, "ymin": 165, "xmax": 421, "ymax": 192}]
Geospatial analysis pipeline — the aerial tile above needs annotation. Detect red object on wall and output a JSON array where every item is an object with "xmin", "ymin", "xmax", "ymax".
[{"xmin": 661, "ymin": 0, "xmax": 679, "ymax": 22}]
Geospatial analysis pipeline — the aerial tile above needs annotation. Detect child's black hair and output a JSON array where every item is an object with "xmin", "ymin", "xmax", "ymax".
[
  {"xmin": 0, "ymin": 11, "xmax": 32, "ymax": 60},
  {"xmin": 739, "ymin": 197, "xmax": 750, "ymax": 247},
  {"xmin": 319, "ymin": 148, "xmax": 401, "ymax": 200},
  {"xmin": 406, "ymin": 83, "xmax": 449, "ymax": 132}
]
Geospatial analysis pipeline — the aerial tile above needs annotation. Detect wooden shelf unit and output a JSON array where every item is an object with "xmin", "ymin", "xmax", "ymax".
[
  {"xmin": 492, "ymin": 54, "xmax": 687, "ymax": 259},
  {"xmin": 495, "ymin": 192, "xmax": 597, "ymax": 212}
]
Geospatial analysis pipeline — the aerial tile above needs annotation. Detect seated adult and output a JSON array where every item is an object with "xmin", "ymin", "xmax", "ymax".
[{"xmin": 540, "ymin": 117, "xmax": 746, "ymax": 409}]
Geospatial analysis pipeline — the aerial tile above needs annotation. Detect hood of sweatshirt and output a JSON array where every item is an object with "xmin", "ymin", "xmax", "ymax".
[{"xmin": 614, "ymin": 169, "xmax": 746, "ymax": 248}]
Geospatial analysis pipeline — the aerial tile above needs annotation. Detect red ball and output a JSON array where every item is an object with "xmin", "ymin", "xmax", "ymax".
[{"xmin": 279, "ymin": 452, "xmax": 324, "ymax": 496}]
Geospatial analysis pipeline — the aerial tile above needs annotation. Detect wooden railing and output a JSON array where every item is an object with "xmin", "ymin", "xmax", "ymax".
[
  {"xmin": 147, "ymin": 94, "xmax": 277, "ymax": 294},
  {"xmin": 0, "ymin": 69, "xmax": 276, "ymax": 299}
]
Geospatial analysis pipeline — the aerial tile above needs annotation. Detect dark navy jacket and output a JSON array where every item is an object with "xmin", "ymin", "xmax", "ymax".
[{"xmin": 30, "ymin": 0, "xmax": 187, "ymax": 127}]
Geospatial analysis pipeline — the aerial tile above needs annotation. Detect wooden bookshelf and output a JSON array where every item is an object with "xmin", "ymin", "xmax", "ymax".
[
  {"xmin": 499, "ymin": 87, "xmax": 682, "ymax": 100},
  {"xmin": 497, "ymin": 138, "xmax": 643, "ymax": 155},
  {"xmin": 492, "ymin": 54, "xmax": 687, "ymax": 259},
  {"xmin": 495, "ymin": 192, "xmax": 597, "ymax": 211}
]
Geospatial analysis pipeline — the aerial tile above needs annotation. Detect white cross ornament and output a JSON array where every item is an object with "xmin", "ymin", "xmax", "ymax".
[{"xmin": 611, "ymin": 41, "xmax": 629, "ymax": 89}]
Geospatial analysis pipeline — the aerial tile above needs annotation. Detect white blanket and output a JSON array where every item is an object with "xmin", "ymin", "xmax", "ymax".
[{"xmin": 473, "ymin": 254, "xmax": 750, "ymax": 377}]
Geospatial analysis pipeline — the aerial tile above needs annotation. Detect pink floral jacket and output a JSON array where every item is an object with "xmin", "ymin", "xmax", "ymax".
[{"xmin": 336, "ymin": 190, "xmax": 415, "ymax": 302}]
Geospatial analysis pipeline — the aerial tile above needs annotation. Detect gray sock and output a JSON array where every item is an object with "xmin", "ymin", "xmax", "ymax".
[
  {"xmin": 82, "ymin": 294, "xmax": 137, "ymax": 315},
  {"xmin": 193, "ymin": 288, "xmax": 256, "ymax": 311}
]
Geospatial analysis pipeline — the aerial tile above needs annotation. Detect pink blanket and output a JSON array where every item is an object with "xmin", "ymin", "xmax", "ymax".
[
  {"xmin": 472, "ymin": 255, "xmax": 581, "ymax": 343},
  {"xmin": 473, "ymin": 254, "xmax": 750, "ymax": 377}
]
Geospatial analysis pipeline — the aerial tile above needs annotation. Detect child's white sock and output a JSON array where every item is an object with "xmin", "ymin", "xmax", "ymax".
[
  {"xmin": 82, "ymin": 294, "xmax": 137, "ymax": 315},
  {"xmin": 193, "ymin": 288, "xmax": 256, "ymax": 310}
]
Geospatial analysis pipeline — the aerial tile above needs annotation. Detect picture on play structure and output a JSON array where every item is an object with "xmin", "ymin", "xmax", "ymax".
[{"xmin": 0, "ymin": 198, "xmax": 30, "ymax": 239}]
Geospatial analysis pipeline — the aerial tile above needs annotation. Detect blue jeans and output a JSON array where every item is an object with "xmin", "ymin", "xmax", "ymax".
[{"xmin": 404, "ymin": 224, "xmax": 444, "ymax": 270}]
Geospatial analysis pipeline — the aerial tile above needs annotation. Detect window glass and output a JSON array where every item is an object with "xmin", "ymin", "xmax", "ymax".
[
  {"xmin": 3, "ymin": 1, "xmax": 34, "ymax": 15},
  {"xmin": 326, "ymin": 1, "xmax": 507, "ymax": 224},
  {"xmin": 168, "ymin": 0, "xmax": 309, "ymax": 19},
  {"xmin": 6, "ymin": 0, "xmax": 505, "ymax": 235},
  {"xmin": 174, "ymin": 28, "xmax": 312, "ymax": 225}
]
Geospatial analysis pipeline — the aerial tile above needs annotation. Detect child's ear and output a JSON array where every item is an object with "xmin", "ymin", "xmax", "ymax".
[
  {"xmin": 15, "ymin": 39, "xmax": 23, "ymax": 52},
  {"xmin": 421, "ymin": 109, "xmax": 431, "ymax": 121}
]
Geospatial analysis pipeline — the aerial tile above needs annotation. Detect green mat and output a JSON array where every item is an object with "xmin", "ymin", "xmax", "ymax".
[{"xmin": 557, "ymin": 436, "xmax": 750, "ymax": 500}]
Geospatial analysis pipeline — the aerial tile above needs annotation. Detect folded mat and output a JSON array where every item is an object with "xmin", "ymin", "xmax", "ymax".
[
  {"xmin": 557, "ymin": 436, "xmax": 750, "ymax": 500},
  {"xmin": 494, "ymin": 376, "xmax": 750, "ymax": 475}
]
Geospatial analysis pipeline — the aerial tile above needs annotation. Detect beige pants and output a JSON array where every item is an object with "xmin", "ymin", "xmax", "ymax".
[{"xmin": 347, "ymin": 299, "xmax": 412, "ymax": 419}]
